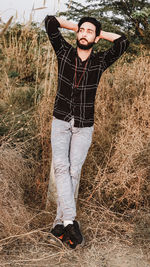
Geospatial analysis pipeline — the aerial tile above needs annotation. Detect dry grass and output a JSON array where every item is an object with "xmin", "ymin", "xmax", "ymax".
[
  {"xmin": 0, "ymin": 14, "xmax": 150, "ymax": 266},
  {"xmin": 0, "ymin": 16, "xmax": 13, "ymax": 36},
  {"xmin": 81, "ymin": 53, "xmax": 150, "ymax": 211},
  {"xmin": 0, "ymin": 144, "xmax": 32, "ymax": 239}
]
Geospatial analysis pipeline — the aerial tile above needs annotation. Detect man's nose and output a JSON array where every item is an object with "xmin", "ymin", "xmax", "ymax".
[{"xmin": 82, "ymin": 31, "xmax": 87, "ymax": 38}]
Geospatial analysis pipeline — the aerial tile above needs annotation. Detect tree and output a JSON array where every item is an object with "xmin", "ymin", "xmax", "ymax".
[{"xmin": 132, "ymin": 7, "xmax": 150, "ymax": 44}]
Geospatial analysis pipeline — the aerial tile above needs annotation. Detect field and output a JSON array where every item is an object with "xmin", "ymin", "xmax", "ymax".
[{"xmin": 0, "ymin": 16, "xmax": 150, "ymax": 267}]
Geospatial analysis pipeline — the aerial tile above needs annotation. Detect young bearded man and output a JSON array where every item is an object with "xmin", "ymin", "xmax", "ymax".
[{"xmin": 45, "ymin": 15, "xmax": 129, "ymax": 249}]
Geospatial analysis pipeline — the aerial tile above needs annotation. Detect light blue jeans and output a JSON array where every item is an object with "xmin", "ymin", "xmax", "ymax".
[{"xmin": 51, "ymin": 117, "xmax": 94, "ymax": 225}]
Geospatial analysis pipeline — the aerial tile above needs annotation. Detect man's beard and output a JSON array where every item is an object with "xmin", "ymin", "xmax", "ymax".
[{"xmin": 77, "ymin": 39, "xmax": 95, "ymax": 50}]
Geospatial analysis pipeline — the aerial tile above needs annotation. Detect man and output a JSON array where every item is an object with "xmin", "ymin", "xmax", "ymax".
[{"xmin": 45, "ymin": 15, "xmax": 129, "ymax": 249}]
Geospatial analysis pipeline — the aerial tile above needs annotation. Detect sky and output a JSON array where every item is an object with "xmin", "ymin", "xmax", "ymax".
[{"xmin": 0, "ymin": 0, "xmax": 70, "ymax": 23}]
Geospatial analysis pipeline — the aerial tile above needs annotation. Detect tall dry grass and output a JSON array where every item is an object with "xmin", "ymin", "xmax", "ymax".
[
  {"xmin": 0, "ymin": 14, "xmax": 150, "ymax": 265},
  {"xmin": 0, "ymin": 144, "xmax": 32, "ymax": 238},
  {"xmin": 82, "ymin": 53, "xmax": 150, "ymax": 212}
]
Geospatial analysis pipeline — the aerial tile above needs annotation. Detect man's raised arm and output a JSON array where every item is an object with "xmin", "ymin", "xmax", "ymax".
[
  {"xmin": 99, "ymin": 30, "xmax": 121, "ymax": 42},
  {"xmin": 55, "ymin": 17, "xmax": 78, "ymax": 32},
  {"xmin": 45, "ymin": 16, "xmax": 78, "ymax": 56},
  {"xmin": 97, "ymin": 30, "xmax": 129, "ymax": 70}
]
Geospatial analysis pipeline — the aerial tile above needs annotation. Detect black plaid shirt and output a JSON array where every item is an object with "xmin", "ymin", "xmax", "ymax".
[{"xmin": 45, "ymin": 16, "xmax": 129, "ymax": 127}]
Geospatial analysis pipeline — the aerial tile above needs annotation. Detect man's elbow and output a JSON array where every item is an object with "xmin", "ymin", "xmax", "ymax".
[
  {"xmin": 44, "ymin": 15, "xmax": 60, "ymax": 32},
  {"xmin": 45, "ymin": 15, "xmax": 53, "ymax": 29}
]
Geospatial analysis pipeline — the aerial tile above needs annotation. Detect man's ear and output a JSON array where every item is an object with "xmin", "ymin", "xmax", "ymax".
[{"xmin": 95, "ymin": 36, "xmax": 100, "ymax": 43}]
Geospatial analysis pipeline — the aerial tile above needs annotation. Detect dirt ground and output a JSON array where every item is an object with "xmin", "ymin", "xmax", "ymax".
[{"xmin": 0, "ymin": 237, "xmax": 150, "ymax": 267}]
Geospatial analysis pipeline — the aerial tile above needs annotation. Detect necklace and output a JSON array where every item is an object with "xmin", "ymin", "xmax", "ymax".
[{"xmin": 74, "ymin": 57, "xmax": 88, "ymax": 88}]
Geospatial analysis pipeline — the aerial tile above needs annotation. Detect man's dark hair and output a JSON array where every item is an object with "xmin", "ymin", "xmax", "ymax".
[{"xmin": 78, "ymin": 17, "xmax": 101, "ymax": 37}]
